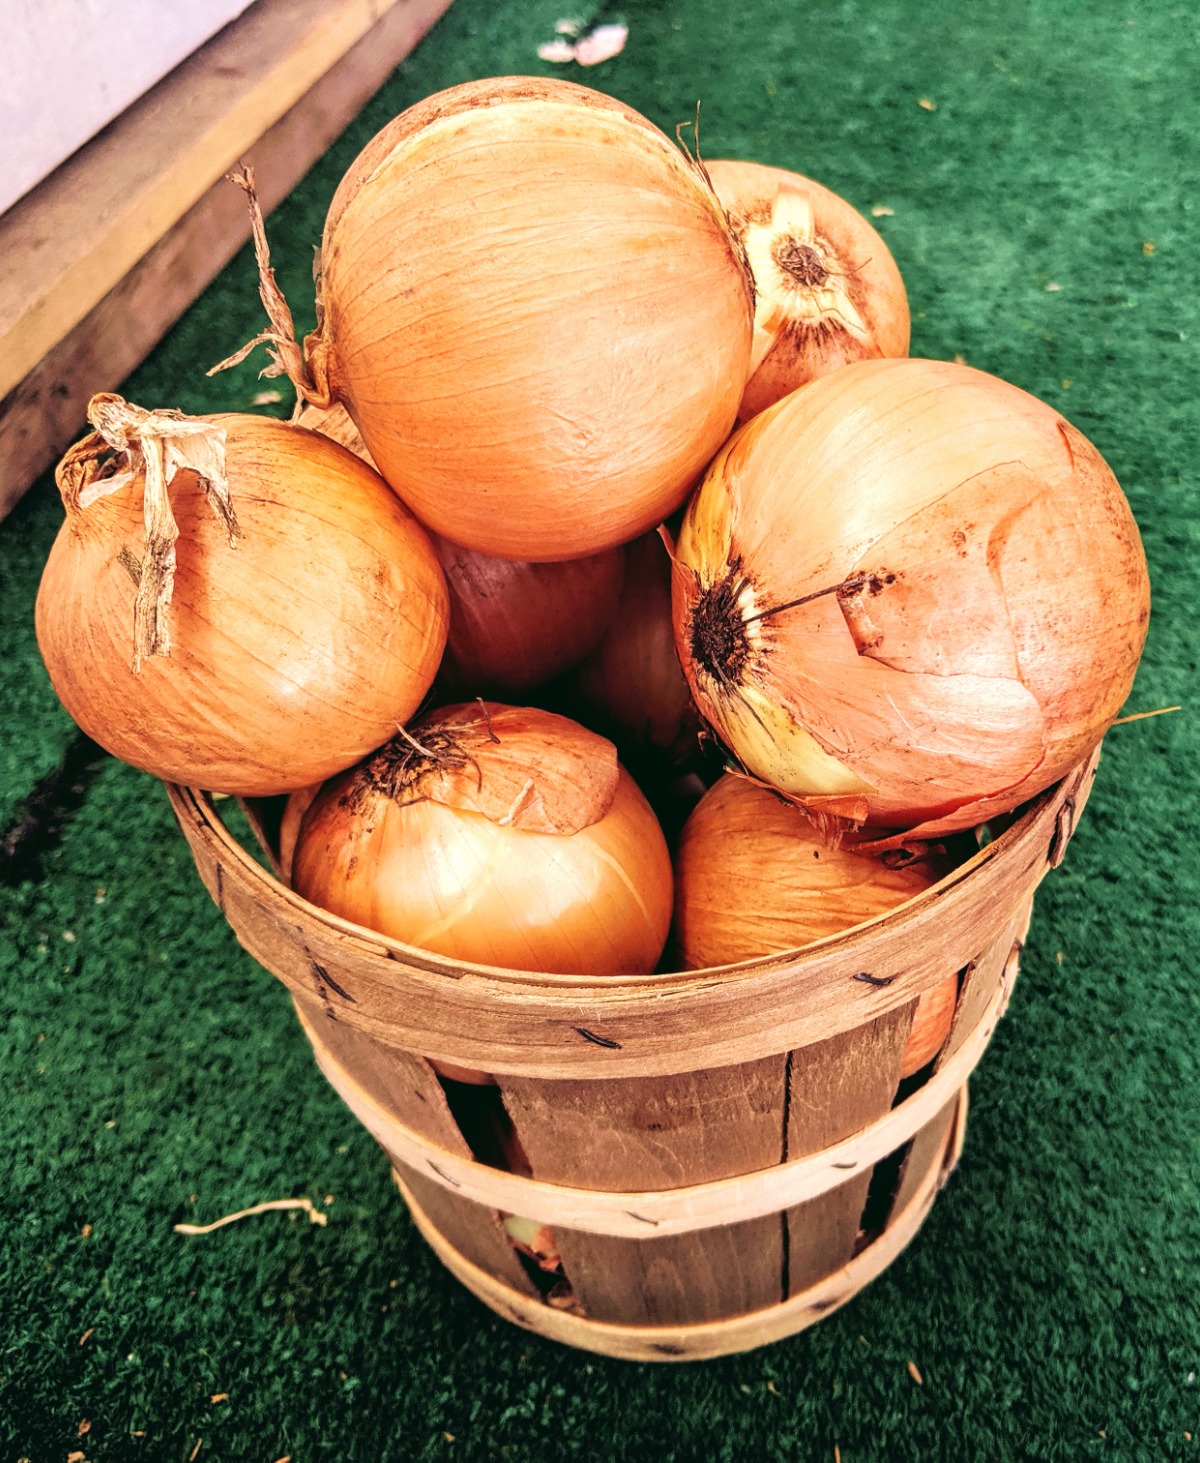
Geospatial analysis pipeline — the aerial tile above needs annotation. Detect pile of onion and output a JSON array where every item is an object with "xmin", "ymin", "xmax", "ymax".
[
  {"xmin": 707, "ymin": 158, "xmax": 910, "ymax": 420},
  {"xmin": 671, "ymin": 357, "xmax": 1151, "ymax": 838},
  {"xmin": 291, "ymin": 703, "xmax": 673, "ymax": 974},
  {"xmin": 36, "ymin": 395, "xmax": 448, "ymax": 794},
  {"xmin": 674, "ymin": 774, "xmax": 958, "ymax": 1077},
  {"xmin": 235, "ymin": 76, "xmax": 755, "ymax": 560}
]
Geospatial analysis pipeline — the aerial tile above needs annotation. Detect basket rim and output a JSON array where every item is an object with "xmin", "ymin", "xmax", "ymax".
[
  {"xmin": 167, "ymin": 743, "xmax": 1094, "ymax": 994},
  {"xmin": 165, "ymin": 746, "xmax": 1093, "ymax": 1072}
]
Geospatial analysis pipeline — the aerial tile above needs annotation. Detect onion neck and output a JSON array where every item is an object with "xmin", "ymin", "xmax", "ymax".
[
  {"xmin": 207, "ymin": 166, "xmax": 333, "ymax": 410},
  {"xmin": 349, "ymin": 724, "xmax": 489, "ymax": 812},
  {"xmin": 55, "ymin": 394, "xmax": 236, "ymax": 670}
]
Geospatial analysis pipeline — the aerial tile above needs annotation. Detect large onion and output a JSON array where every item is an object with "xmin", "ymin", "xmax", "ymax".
[
  {"xmin": 707, "ymin": 159, "xmax": 910, "ymax": 420},
  {"xmin": 297, "ymin": 401, "xmax": 626, "ymax": 694},
  {"xmin": 671, "ymin": 358, "xmax": 1150, "ymax": 836},
  {"xmin": 291, "ymin": 703, "xmax": 673, "ymax": 973},
  {"xmin": 234, "ymin": 78, "xmax": 754, "ymax": 560},
  {"xmin": 36, "ymin": 396, "xmax": 448, "ymax": 795},
  {"xmin": 673, "ymin": 774, "xmax": 957, "ymax": 1077}
]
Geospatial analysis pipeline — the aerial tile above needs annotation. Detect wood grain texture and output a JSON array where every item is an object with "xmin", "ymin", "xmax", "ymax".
[
  {"xmin": 395, "ymin": 1087, "xmax": 963, "ymax": 1362},
  {"xmin": 783, "ymin": 1007, "xmax": 912, "ymax": 1292},
  {"xmin": 501, "ymin": 1058, "xmax": 787, "ymax": 1324},
  {"xmin": 888, "ymin": 1097, "xmax": 962, "ymax": 1224},
  {"xmin": 166, "ymin": 747, "xmax": 1101, "ymax": 1078},
  {"xmin": 939, "ymin": 902, "xmax": 1031, "ymax": 1069},
  {"xmin": 548, "ymin": 1216, "xmax": 783, "ymax": 1326},
  {"xmin": 296, "ymin": 982, "xmax": 1004, "ymax": 1237},
  {"xmin": 0, "ymin": 0, "xmax": 454, "ymax": 518}
]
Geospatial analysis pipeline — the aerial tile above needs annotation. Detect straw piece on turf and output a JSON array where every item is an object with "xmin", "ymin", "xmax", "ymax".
[{"xmin": 174, "ymin": 1197, "xmax": 328, "ymax": 1234}]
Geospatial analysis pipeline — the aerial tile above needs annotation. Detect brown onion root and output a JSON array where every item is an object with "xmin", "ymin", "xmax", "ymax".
[{"xmin": 56, "ymin": 395, "xmax": 238, "ymax": 669}]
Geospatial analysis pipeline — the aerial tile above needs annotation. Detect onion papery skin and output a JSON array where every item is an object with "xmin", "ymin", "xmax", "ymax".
[
  {"xmin": 672, "ymin": 357, "xmax": 1151, "ymax": 836},
  {"xmin": 434, "ymin": 534, "xmax": 625, "ymax": 695},
  {"xmin": 570, "ymin": 531, "xmax": 699, "ymax": 764},
  {"xmin": 673, "ymin": 774, "xmax": 956, "ymax": 1073},
  {"xmin": 707, "ymin": 159, "xmax": 910, "ymax": 421},
  {"xmin": 291, "ymin": 703, "xmax": 674, "ymax": 975},
  {"xmin": 36, "ymin": 415, "xmax": 449, "ymax": 795},
  {"xmin": 307, "ymin": 76, "xmax": 754, "ymax": 560}
]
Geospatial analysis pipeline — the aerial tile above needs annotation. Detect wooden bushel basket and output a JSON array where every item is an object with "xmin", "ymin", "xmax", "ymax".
[{"xmin": 166, "ymin": 747, "xmax": 1099, "ymax": 1362}]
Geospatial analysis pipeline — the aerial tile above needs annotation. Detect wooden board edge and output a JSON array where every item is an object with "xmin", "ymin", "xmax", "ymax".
[{"xmin": 0, "ymin": 0, "xmax": 454, "ymax": 520}]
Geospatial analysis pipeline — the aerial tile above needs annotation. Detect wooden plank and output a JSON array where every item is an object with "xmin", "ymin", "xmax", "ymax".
[
  {"xmin": 396, "ymin": 1165, "xmax": 541, "ymax": 1299},
  {"xmin": 784, "ymin": 1006, "xmax": 912, "ymax": 1293},
  {"xmin": 294, "ymin": 996, "xmax": 539, "ymax": 1298},
  {"xmin": 544, "ymin": 1216, "xmax": 783, "ymax": 1327},
  {"xmin": 887, "ymin": 1097, "xmax": 960, "ymax": 1223},
  {"xmin": 0, "ymin": 0, "xmax": 454, "ymax": 518},
  {"xmin": 501, "ymin": 1059, "xmax": 786, "ymax": 1189},
  {"xmin": 501, "ymin": 1059, "xmax": 788, "ymax": 1325}
]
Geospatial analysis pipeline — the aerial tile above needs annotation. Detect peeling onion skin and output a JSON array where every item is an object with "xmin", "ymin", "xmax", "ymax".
[
  {"xmin": 292, "ymin": 704, "xmax": 674, "ymax": 975},
  {"xmin": 307, "ymin": 76, "xmax": 754, "ymax": 560},
  {"xmin": 672, "ymin": 774, "xmax": 958, "ymax": 1074},
  {"xmin": 707, "ymin": 158, "xmax": 910, "ymax": 421},
  {"xmin": 671, "ymin": 358, "xmax": 1151, "ymax": 835},
  {"xmin": 36, "ymin": 417, "xmax": 449, "ymax": 796}
]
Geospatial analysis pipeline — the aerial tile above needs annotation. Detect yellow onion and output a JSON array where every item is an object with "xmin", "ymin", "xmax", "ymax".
[
  {"xmin": 36, "ymin": 396, "xmax": 448, "ymax": 795},
  {"xmin": 297, "ymin": 402, "xmax": 625, "ymax": 693},
  {"xmin": 707, "ymin": 158, "xmax": 909, "ymax": 420},
  {"xmin": 569, "ymin": 531, "xmax": 699, "ymax": 764},
  {"xmin": 231, "ymin": 78, "xmax": 754, "ymax": 559},
  {"xmin": 433, "ymin": 534, "xmax": 625, "ymax": 695},
  {"xmin": 673, "ymin": 774, "xmax": 957, "ymax": 1077},
  {"xmin": 291, "ymin": 703, "xmax": 673, "ymax": 973},
  {"xmin": 671, "ymin": 358, "xmax": 1150, "ymax": 837}
]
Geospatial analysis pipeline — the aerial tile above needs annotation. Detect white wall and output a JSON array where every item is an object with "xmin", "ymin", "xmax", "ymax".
[{"xmin": 1, "ymin": 0, "xmax": 257, "ymax": 215}]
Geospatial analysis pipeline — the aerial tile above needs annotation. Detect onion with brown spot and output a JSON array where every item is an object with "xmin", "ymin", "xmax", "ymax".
[{"xmin": 670, "ymin": 358, "xmax": 1150, "ymax": 836}]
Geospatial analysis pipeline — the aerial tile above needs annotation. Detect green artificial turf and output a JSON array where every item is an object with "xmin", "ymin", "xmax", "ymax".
[{"xmin": 3, "ymin": 0, "xmax": 1198, "ymax": 1457}]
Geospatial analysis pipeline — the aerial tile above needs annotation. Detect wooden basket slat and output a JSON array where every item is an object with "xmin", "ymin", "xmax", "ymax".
[
  {"xmin": 292, "ymin": 996, "xmax": 540, "ymax": 1298},
  {"xmin": 938, "ymin": 903, "xmax": 1029, "ymax": 1070},
  {"xmin": 499, "ymin": 1057, "xmax": 787, "ymax": 1190},
  {"xmin": 393, "ymin": 1163, "xmax": 541, "ymax": 1299},
  {"xmin": 886, "ymin": 1096, "xmax": 961, "ymax": 1227},
  {"xmin": 781, "ymin": 1005, "xmax": 912, "ymax": 1291},
  {"xmin": 549, "ymin": 1214, "xmax": 784, "ymax": 1327},
  {"xmin": 500, "ymin": 1057, "xmax": 789, "ymax": 1325}
]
